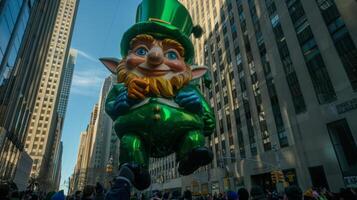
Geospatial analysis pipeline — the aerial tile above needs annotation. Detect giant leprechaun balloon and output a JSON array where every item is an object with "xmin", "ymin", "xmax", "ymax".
[{"xmin": 100, "ymin": 0, "xmax": 215, "ymax": 190}]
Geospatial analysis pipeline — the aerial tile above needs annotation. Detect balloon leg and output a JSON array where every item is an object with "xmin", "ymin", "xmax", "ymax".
[
  {"xmin": 119, "ymin": 134, "xmax": 149, "ymax": 168},
  {"xmin": 176, "ymin": 130, "xmax": 213, "ymax": 175},
  {"xmin": 176, "ymin": 130, "xmax": 205, "ymax": 161}
]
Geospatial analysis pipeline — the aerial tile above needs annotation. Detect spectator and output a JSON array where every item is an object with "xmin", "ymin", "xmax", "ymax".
[
  {"xmin": 45, "ymin": 191, "xmax": 56, "ymax": 200},
  {"xmin": 284, "ymin": 186, "xmax": 303, "ymax": 200},
  {"xmin": 152, "ymin": 190, "xmax": 162, "ymax": 200},
  {"xmin": 0, "ymin": 182, "xmax": 10, "ymax": 200},
  {"xmin": 95, "ymin": 183, "xmax": 105, "ymax": 200},
  {"xmin": 226, "ymin": 191, "xmax": 238, "ymax": 200},
  {"xmin": 238, "ymin": 188, "xmax": 249, "ymax": 200},
  {"xmin": 163, "ymin": 192, "xmax": 169, "ymax": 200},
  {"xmin": 52, "ymin": 190, "xmax": 65, "ymax": 200},
  {"xmin": 303, "ymin": 189, "xmax": 314, "ymax": 200},
  {"xmin": 250, "ymin": 186, "xmax": 266, "ymax": 200},
  {"xmin": 183, "ymin": 190, "xmax": 192, "ymax": 200},
  {"xmin": 82, "ymin": 185, "xmax": 95, "ymax": 200},
  {"xmin": 170, "ymin": 191, "xmax": 181, "ymax": 200},
  {"xmin": 74, "ymin": 191, "xmax": 82, "ymax": 200},
  {"xmin": 339, "ymin": 188, "xmax": 356, "ymax": 200}
]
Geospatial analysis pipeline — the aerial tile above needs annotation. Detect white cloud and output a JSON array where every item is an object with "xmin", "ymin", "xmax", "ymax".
[
  {"xmin": 74, "ymin": 49, "xmax": 99, "ymax": 63},
  {"xmin": 71, "ymin": 67, "xmax": 109, "ymax": 97}
]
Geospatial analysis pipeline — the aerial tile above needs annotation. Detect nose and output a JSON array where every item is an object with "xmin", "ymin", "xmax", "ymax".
[{"xmin": 147, "ymin": 46, "xmax": 164, "ymax": 67}]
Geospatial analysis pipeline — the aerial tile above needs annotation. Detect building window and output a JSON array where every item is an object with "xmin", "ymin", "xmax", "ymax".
[
  {"xmin": 316, "ymin": 0, "xmax": 357, "ymax": 91},
  {"xmin": 305, "ymin": 53, "xmax": 336, "ymax": 103},
  {"xmin": 286, "ymin": 0, "xmax": 336, "ymax": 104},
  {"xmin": 327, "ymin": 119, "xmax": 357, "ymax": 175}
]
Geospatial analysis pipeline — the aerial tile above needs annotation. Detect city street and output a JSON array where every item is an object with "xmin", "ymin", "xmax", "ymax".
[{"xmin": 0, "ymin": 0, "xmax": 357, "ymax": 199}]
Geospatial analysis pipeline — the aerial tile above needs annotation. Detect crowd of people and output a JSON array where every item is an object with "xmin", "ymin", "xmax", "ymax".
[{"xmin": 1, "ymin": 179, "xmax": 356, "ymax": 200}]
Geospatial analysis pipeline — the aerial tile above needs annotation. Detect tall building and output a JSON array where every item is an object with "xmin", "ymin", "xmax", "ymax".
[
  {"xmin": 70, "ymin": 104, "xmax": 99, "ymax": 192},
  {"xmin": 51, "ymin": 141, "xmax": 63, "ymax": 191},
  {"xmin": 71, "ymin": 132, "xmax": 88, "ymax": 193},
  {"xmin": 0, "ymin": 0, "xmax": 61, "ymax": 182},
  {"xmin": 86, "ymin": 75, "xmax": 115, "ymax": 185},
  {"xmin": 70, "ymin": 75, "xmax": 122, "ymax": 193},
  {"xmin": 24, "ymin": 0, "xmax": 79, "ymax": 189},
  {"xmin": 48, "ymin": 49, "xmax": 77, "ymax": 191},
  {"xmin": 58, "ymin": 49, "xmax": 77, "ymax": 118},
  {"xmin": 150, "ymin": 0, "xmax": 357, "ymax": 193}
]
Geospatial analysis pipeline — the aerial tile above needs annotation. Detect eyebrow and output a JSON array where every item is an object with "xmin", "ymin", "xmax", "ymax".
[
  {"xmin": 130, "ymin": 34, "xmax": 155, "ymax": 48},
  {"xmin": 162, "ymin": 39, "xmax": 185, "ymax": 57}
]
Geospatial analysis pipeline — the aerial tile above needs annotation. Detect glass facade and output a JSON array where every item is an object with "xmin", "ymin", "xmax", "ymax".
[{"xmin": 0, "ymin": 0, "xmax": 30, "ymax": 85}]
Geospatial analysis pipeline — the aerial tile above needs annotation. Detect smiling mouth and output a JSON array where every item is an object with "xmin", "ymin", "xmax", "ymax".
[{"xmin": 136, "ymin": 66, "xmax": 171, "ymax": 76}]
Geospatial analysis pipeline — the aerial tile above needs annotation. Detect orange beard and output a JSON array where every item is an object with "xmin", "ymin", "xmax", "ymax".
[{"xmin": 117, "ymin": 60, "xmax": 192, "ymax": 98}]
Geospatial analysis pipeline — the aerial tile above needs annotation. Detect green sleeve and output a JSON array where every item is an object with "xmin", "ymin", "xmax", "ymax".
[
  {"xmin": 105, "ymin": 83, "xmax": 127, "ymax": 120},
  {"xmin": 180, "ymin": 84, "xmax": 216, "ymax": 137}
]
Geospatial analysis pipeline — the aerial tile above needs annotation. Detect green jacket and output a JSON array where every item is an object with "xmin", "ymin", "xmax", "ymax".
[{"xmin": 105, "ymin": 83, "xmax": 215, "ymax": 140}]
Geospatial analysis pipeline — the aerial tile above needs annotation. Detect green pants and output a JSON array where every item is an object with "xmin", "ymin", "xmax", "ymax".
[{"xmin": 119, "ymin": 130, "xmax": 205, "ymax": 168}]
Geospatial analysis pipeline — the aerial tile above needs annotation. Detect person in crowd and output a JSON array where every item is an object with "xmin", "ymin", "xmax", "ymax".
[
  {"xmin": 213, "ymin": 193, "xmax": 218, "ymax": 200},
  {"xmin": 183, "ymin": 190, "xmax": 192, "ymax": 200},
  {"xmin": 151, "ymin": 190, "xmax": 162, "ymax": 200},
  {"xmin": 105, "ymin": 164, "xmax": 134, "ymax": 200},
  {"xmin": 51, "ymin": 190, "xmax": 66, "ymax": 200},
  {"xmin": 250, "ymin": 186, "xmax": 267, "ymax": 200},
  {"xmin": 82, "ymin": 185, "xmax": 95, "ymax": 200},
  {"xmin": 95, "ymin": 183, "xmax": 105, "ymax": 200},
  {"xmin": 0, "ymin": 181, "xmax": 11, "ymax": 200},
  {"xmin": 284, "ymin": 185, "xmax": 303, "ymax": 200},
  {"xmin": 351, "ymin": 187, "xmax": 357, "ymax": 199},
  {"xmin": 45, "ymin": 191, "xmax": 56, "ymax": 200},
  {"xmin": 303, "ymin": 188, "xmax": 315, "ymax": 200},
  {"xmin": 339, "ymin": 188, "xmax": 357, "ymax": 200},
  {"xmin": 237, "ymin": 188, "xmax": 249, "ymax": 200},
  {"xmin": 73, "ymin": 191, "xmax": 82, "ymax": 200},
  {"xmin": 162, "ymin": 192, "xmax": 169, "ymax": 200},
  {"xmin": 226, "ymin": 191, "xmax": 238, "ymax": 200},
  {"xmin": 170, "ymin": 191, "xmax": 181, "ymax": 200},
  {"xmin": 217, "ymin": 193, "xmax": 224, "ymax": 200}
]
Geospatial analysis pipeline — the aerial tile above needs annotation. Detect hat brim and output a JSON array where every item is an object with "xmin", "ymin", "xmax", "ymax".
[{"xmin": 120, "ymin": 22, "xmax": 195, "ymax": 64}]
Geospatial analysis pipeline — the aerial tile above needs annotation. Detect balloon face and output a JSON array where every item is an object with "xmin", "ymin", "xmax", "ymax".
[{"xmin": 126, "ymin": 34, "xmax": 188, "ymax": 80}]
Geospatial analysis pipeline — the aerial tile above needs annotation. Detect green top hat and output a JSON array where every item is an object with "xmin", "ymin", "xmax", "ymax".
[{"xmin": 120, "ymin": 0, "xmax": 203, "ymax": 64}]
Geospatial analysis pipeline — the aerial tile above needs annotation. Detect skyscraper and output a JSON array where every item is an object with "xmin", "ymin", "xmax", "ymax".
[
  {"xmin": 0, "ymin": 0, "xmax": 61, "ymax": 182},
  {"xmin": 71, "ymin": 75, "xmax": 122, "ymax": 192},
  {"xmin": 150, "ymin": 0, "xmax": 357, "ymax": 193},
  {"xmin": 24, "ymin": 0, "xmax": 79, "ymax": 189},
  {"xmin": 71, "ymin": 132, "xmax": 88, "ymax": 193},
  {"xmin": 48, "ymin": 48, "xmax": 77, "ymax": 191},
  {"xmin": 86, "ymin": 75, "xmax": 115, "ymax": 185},
  {"xmin": 58, "ymin": 49, "xmax": 77, "ymax": 118},
  {"xmin": 71, "ymin": 104, "xmax": 99, "ymax": 191}
]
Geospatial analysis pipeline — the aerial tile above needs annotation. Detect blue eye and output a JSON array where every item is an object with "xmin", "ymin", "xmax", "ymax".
[
  {"xmin": 165, "ymin": 51, "xmax": 178, "ymax": 60},
  {"xmin": 135, "ymin": 47, "xmax": 148, "ymax": 56}
]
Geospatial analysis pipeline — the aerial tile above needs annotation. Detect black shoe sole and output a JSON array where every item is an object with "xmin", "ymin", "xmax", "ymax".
[{"xmin": 178, "ymin": 147, "xmax": 213, "ymax": 175}]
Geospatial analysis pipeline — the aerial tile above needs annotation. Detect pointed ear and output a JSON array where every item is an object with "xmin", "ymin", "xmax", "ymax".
[
  {"xmin": 99, "ymin": 57, "xmax": 121, "ymax": 74},
  {"xmin": 191, "ymin": 65, "xmax": 208, "ymax": 80}
]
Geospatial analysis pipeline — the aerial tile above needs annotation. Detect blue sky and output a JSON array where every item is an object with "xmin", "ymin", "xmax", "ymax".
[{"xmin": 60, "ymin": 0, "xmax": 141, "ymax": 191}]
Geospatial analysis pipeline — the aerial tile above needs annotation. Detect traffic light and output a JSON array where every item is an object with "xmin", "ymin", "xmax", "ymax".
[
  {"xmin": 271, "ymin": 170, "xmax": 285, "ymax": 183},
  {"xmin": 277, "ymin": 170, "xmax": 285, "ymax": 182},
  {"xmin": 271, "ymin": 171, "xmax": 277, "ymax": 184}
]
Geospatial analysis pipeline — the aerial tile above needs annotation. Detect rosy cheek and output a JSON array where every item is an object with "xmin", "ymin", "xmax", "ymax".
[
  {"xmin": 126, "ymin": 54, "xmax": 145, "ymax": 69},
  {"xmin": 165, "ymin": 60, "xmax": 186, "ymax": 72}
]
